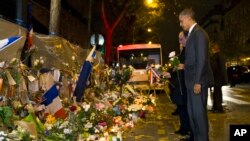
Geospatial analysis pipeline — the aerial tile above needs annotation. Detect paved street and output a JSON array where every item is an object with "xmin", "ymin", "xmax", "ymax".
[{"xmin": 123, "ymin": 83, "xmax": 250, "ymax": 141}]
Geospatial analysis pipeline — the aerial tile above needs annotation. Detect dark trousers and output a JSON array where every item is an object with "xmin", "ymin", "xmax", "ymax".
[
  {"xmin": 178, "ymin": 104, "xmax": 190, "ymax": 132},
  {"xmin": 212, "ymin": 86, "xmax": 223, "ymax": 111},
  {"xmin": 187, "ymin": 87, "xmax": 209, "ymax": 141}
]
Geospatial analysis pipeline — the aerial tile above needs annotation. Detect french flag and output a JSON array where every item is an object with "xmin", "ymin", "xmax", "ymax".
[
  {"xmin": 149, "ymin": 67, "xmax": 161, "ymax": 85},
  {"xmin": 74, "ymin": 46, "xmax": 96, "ymax": 102},
  {"xmin": 41, "ymin": 84, "xmax": 67, "ymax": 119},
  {"xmin": 0, "ymin": 36, "xmax": 22, "ymax": 51}
]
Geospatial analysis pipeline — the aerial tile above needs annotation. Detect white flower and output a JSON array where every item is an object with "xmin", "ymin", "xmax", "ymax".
[
  {"xmin": 72, "ymin": 56, "xmax": 75, "ymax": 61},
  {"xmin": 168, "ymin": 51, "xmax": 176, "ymax": 58},
  {"xmin": 128, "ymin": 104, "xmax": 143, "ymax": 111},
  {"xmin": 63, "ymin": 128, "xmax": 72, "ymax": 134},
  {"xmin": 40, "ymin": 59, "xmax": 44, "ymax": 64},
  {"xmin": 88, "ymin": 135, "xmax": 97, "ymax": 140},
  {"xmin": 155, "ymin": 64, "xmax": 161, "ymax": 69},
  {"xmin": 99, "ymin": 137, "xmax": 106, "ymax": 141},
  {"xmin": 17, "ymin": 126, "xmax": 25, "ymax": 133},
  {"xmin": 59, "ymin": 121, "xmax": 69, "ymax": 129},
  {"xmin": 0, "ymin": 131, "xmax": 7, "ymax": 136},
  {"xmin": 111, "ymin": 93, "xmax": 118, "ymax": 100},
  {"xmin": 0, "ymin": 61, "xmax": 5, "ymax": 68},
  {"xmin": 82, "ymin": 102, "xmax": 91, "ymax": 112},
  {"xmin": 84, "ymin": 122, "xmax": 93, "ymax": 129},
  {"xmin": 122, "ymin": 64, "xmax": 126, "ymax": 68},
  {"xmin": 94, "ymin": 128, "xmax": 100, "ymax": 133},
  {"xmin": 45, "ymin": 123, "xmax": 53, "ymax": 130},
  {"xmin": 34, "ymin": 59, "xmax": 39, "ymax": 66},
  {"xmin": 104, "ymin": 132, "xmax": 109, "ymax": 137},
  {"xmin": 39, "ymin": 57, "xmax": 43, "ymax": 60},
  {"xmin": 7, "ymin": 130, "xmax": 18, "ymax": 138},
  {"xmin": 30, "ymin": 135, "xmax": 36, "ymax": 139}
]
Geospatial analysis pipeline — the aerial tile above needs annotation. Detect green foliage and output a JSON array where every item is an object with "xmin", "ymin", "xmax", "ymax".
[
  {"xmin": 104, "ymin": 0, "xmax": 166, "ymax": 44},
  {"xmin": 0, "ymin": 106, "xmax": 13, "ymax": 128},
  {"xmin": 127, "ymin": 96, "xmax": 135, "ymax": 104},
  {"xmin": 171, "ymin": 57, "xmax": 180, "ymax": 69},
  {"xmin": 0, "ymin": 70, "xmax": 4, "ymax": 78},
  {"xmin": 113, "ymin": 67, "xmax": 132, "ymax": 85},
  {"xmin": 9, "ymin": 68, "xmax": 22, "ymax": 86},
  {"xmin": 133, "ymin": 0, "xmax": 165, "ymax": 27}
]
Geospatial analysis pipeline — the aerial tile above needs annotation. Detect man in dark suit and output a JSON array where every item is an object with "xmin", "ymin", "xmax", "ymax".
[
  {"xmin": 179, "ymin": 8, "xmax": 213, "ymax": 141},
  {"xmin": 210, "ymin": 42, "xmax": 228, "ymax": 113},
  {"xmin": 169, "ymin": 31, "xmax": 190, "ymax": 136}
]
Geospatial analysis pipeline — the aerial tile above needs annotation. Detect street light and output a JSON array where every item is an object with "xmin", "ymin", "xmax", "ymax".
[
  {"xmin": 90, "ymin": 34, "xmax": 104, "ymax": 46},
  {"xmin": 147, "ymin": 28, "xmax": 152, "ymax": 32},
  {"xmin": 145, "ymin": 0, "xmax": 158, "ymax": 8},
  {"xmin": 147, "ymin": 0, "xmax": 153, "ymax": 4},
  {"xmin": 90, "ymin": 34, "xmax": 105, "ymax": 52}
]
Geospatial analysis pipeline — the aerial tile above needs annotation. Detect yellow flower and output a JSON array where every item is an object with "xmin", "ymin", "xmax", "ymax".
[{"xmin": 46, "ymin": 115, "xmax": 56, "ymax": 124}]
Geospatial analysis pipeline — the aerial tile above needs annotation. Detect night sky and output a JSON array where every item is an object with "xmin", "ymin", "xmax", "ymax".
[{"xmin": 0, "ymin": 0, "xmax": 223, "ymax": 64}]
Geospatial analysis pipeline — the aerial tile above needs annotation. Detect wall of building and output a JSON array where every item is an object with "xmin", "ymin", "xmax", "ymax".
[
  {"xmin": 0, "ymin": 0, "xmax": 91, "ymax": 49},
  {"xmin": 223, "ymin": 0, "xmax": 250, "ymax": 53},
  {"xmin": 203, "ymin": 0, "xmax": 250, "ymax": 65}
]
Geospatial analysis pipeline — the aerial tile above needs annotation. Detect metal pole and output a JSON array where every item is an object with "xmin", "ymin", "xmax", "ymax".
[
  {"xmin": 87, "ymin": 0, "xmax": 93, "ymax": 48},
  {"xmin": 49, "ymin": 0, "xmax": 61, "ymax": 35}
]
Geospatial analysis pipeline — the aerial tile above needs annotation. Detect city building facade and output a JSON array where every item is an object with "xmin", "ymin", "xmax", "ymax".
[{"xmin": 202, "ymin": 0, "xmax": 250, "ymax": 66}]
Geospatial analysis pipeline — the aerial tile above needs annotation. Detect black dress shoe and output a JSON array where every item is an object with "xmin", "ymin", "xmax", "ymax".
[
  {"xmin": 171, "ymin": 110, "xmax": 179, "ymax": 115},
  {"xmin": 175, "ymin": 130, "xmax": 189, "ymax": 135},
  {"xmin": 180, "ymin": 138, "xmax": 189, "ymax": 141},
  {"xmin": 180, "ymin": 136, "xmax": 193, "ymax": 141},
  {"xmin": 213, "ymin": 110, "xmax": 224, "ymax": 113},
  {"xmin": 208, "ymin": 109, "xmax": 216, "ymax": 112}
]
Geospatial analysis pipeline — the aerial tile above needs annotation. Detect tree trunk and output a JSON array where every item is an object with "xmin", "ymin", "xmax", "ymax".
[
  {"xmin": 105, "ymin": 29, "xmax": 113, "ymax": 65},
  {"xmin": 100, "ymin": 0, "xmax": 130, "ymax": 65},
  {"xmin": 49, "ymin": 0, "xmax": 61, "ymax": 35}
]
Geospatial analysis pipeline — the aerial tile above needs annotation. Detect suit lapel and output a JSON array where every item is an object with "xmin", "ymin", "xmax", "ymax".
[{"xmin": 186, "ymin": 25, "xmax": 198, "ymax": 44}]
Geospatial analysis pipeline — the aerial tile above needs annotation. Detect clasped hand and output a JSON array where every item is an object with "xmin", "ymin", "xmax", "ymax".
[{"xmin": 194, "ymin": 84, "xmax": 201, "ymax": 94}]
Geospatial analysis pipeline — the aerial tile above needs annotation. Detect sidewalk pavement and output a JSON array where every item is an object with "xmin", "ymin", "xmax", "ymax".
[
  {"xmin": 123, "ymin": 87, "xmax": 250, "ymax": 141},
  {"xmin": 123, "ymin": 92, "xmax": 187, "ymax": 141}
]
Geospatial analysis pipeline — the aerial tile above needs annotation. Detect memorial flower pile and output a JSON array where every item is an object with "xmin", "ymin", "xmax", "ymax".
[{"xmin": 0, "ymin": 57, "xmax": 157, "ymax": 140}]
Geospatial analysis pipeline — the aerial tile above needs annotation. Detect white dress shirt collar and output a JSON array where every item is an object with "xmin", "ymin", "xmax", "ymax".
[{"xmin": 188, "ymin": 23, "xmax": 197, "ymax": 36}]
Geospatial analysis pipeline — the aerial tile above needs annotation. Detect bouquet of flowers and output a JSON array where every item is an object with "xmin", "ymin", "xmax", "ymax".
[
  {"xmin": 168, "ymin": 51, "xmax": 180, "ymax": 69},
  {"xmin": 33, "ymin": 57, "xmax": 44, "ymax": 70}
]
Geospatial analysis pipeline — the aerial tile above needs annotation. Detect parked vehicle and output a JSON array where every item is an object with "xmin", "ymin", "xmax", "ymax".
[
  {"xmin": 227, "ymin": 65, "xmax": 250, "ymax": 87},
  {"xmin": 117, "ymin": 44, "xmax": 163, "ymax": 91},
  {"xmin": 241, "ymin": 65, "xmax": 250, "ymax": 83}
]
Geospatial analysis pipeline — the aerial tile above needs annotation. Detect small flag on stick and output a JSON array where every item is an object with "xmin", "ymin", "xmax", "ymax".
[
  {"xmin": 73, "ymin": 46, "xmax": 96, "ymax": 102},
  {"xmin": 41, "ymin": 85, "xmax": 67, "ymax": 119},
  {"xmin": 0, "ymin": 36, "xmax": 22, "ymax": 51}
]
